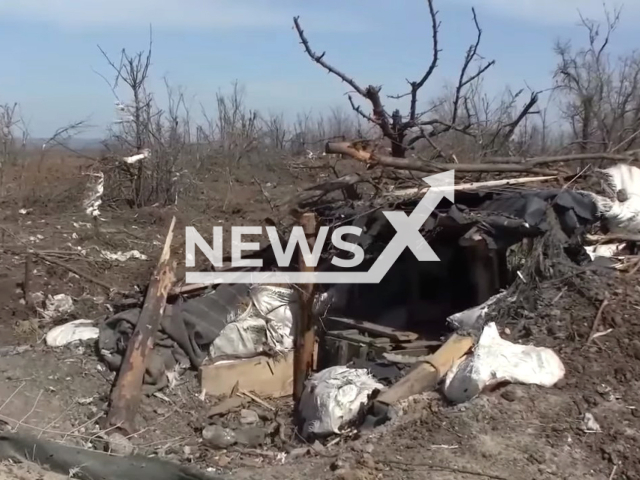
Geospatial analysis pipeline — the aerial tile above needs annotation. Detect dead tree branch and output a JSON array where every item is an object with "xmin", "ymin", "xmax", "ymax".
[{"xmin": 293, "ymin": 3, "xmax": 502, "ymax": 158}]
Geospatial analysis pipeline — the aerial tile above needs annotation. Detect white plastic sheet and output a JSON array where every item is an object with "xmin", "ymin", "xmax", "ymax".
[
  {"xmin": 443, "ymin": 322, "xmax": 565, "ymax": 404},
  {"xmin": 593, "ymin": 164, "xmax": 640, "ymax": 233},
  {"xmin": 45, "ymin": 319, "xmax": 99, "ymax": 347},
  {"xmin": 209, "ymin": 285, "xmax": 297, "ymax": 360},
  {"xmin": 298, "ymin": 366, "xmax": 384, "ymax": 436},
  {"xmin": 584, "ymin": 243, "xmax": 626, "ymax": 261}
]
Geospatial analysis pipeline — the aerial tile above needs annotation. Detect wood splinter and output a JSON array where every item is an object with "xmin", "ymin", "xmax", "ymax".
[{"xmin": 106, "ymin": 216, "xmax": 176, "ymax": 433}]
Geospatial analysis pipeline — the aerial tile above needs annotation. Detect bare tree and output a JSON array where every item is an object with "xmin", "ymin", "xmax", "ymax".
[
  {"xmin": 0, "ymin": 103, "xmax": 27, "ymax": 195},
  {"xmin": 293, "ymin": 1, "xmax": 538, "ymax": 159},
  {"xmin": 98, "ymin": 30, "xmax": 154, "ymax": 207},
  {"xmin": 554, "ymin": 7, "xmax": 640, "ymax": 155}
]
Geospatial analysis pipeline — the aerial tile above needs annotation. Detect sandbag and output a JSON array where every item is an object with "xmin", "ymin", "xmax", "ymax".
[{"xmin": 298, "ymin": 366, "xmax": 384, "ymax": 436}]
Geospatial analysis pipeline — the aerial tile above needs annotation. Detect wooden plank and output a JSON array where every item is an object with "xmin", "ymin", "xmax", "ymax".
[
  {"xmin": 376, "ymin": 333, "xmax": 473, "ymax": 406},
  {"xmin": 106, "ymin": 217, "xmax": 176, "ymax": 433},
  {"xmin": 396, "ymin": 340, "xmax": 443, "ymax": 349},
  {"xmin": 326, "ymin": 316, "xmax": 418, "ymax": 342},
  {"xmin": 387, "ymin": 175, "xmax": 558, "ymax": 197},
  {"xmin": 200, "ymin": 352, "xmax": 294, "ymax": 398},
  {"xmin": 328, "ymin": 330, "xmax": 392, "ymax": 346}
]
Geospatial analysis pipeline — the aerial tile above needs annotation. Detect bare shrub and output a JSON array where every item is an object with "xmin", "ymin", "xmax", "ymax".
[{"xmin": 554, "ymin": 7, "xmax": 640, "ymax": 155}]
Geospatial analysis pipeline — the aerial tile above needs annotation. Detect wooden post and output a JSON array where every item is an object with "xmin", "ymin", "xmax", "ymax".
[
  {"xmin": 106, "ymin": 217, "xmax": 176, "ymax": 433},
  {"xmin": 294, "ymin": 213, "xmax": 318, "ymax": 410},
  {"xmin": 23, "ymin": 253, "xmax": 33, "ymax": 305}
]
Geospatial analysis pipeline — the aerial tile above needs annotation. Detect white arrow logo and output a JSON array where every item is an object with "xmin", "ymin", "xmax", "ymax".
[{"xmin": 186, "ymin": 170, "xmax": 455, "ymax": 284}]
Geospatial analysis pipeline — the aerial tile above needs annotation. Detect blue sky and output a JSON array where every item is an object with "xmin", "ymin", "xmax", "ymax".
[{"xmin": 0, "ymin": 0, "xmax": 638, "ymax": 137}]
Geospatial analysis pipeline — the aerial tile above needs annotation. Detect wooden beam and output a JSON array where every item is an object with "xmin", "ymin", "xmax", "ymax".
[
  {"xmin": 293, "ymin": 212, "xmax": 318, "ymax": 410},
  {"xmin": 106, "ymin": 217, "xmax": 176, "ymax": 433},
  {"xmin": 375, "ymin": 333, "xmax": 474, "ymax": 406}
]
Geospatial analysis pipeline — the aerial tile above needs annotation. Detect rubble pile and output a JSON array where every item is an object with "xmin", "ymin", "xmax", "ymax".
[{"xmin": 5, "ymin": 161, "xmax": 640, "ymax": 479}]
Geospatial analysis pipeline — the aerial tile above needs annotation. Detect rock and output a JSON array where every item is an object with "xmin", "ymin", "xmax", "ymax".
[
  {"xmin": 583, "ymin": 393, "xmax": 600, "ymax": 407},
  {"xmin": 630, "ymin": 340, "xmax": 640, "ymax": 360},
  {"xmin": 617, "ymin": 188, "xmax": 629, "ymax": 202},
  {"xmin": 288, "ymin": 447, "xmax": 311, "ymax": 459},
  {"xmin": 501, "ymin": 389, "xmax": 520, "ymax": 402},
  {"xmin": 554, "ymin": 378, "xmax": 567, "ymax": 389},
  {"xmin": 311, "ymin": 440, "xmax": 327, "ymax": 455},
  {"xmin": 239, "ymin": 409, "xmax": 260, "ymax": 425},
  {"xmin": 235, "ymin": 426, "xmax": 267, "ymax": 447},
  {"xmin": 358, "ymin": 453, "xmax": 376, "ymax": 469},
  {"xmin": 202, "ymin": 425, "xmax": 237, "ymax": 449},
  {"xmin": 107, "ymin": 432, "xmax": 134, "ymax": 456}
]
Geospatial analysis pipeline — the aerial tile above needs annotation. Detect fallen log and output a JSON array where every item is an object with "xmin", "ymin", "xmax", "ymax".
[
  {"xmin": 106, "ymin": 217, "xmax": 176, "ymax": 433},
  {"xmin": 325, "ymin": 142, "xmax": 561, "ymax": 176}
]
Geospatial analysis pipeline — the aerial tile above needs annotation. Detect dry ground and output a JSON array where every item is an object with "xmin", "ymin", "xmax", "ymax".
[{"xmin": 0, "ymin": 152, "xmax": 638, "ymax": 480}]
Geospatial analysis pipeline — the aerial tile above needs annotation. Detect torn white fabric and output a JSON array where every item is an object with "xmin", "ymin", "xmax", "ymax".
[
  {"xmin": 299, "ymin": 366, "xmax": 384, "ymax": 436},
  {"xmin": 592, "ymin": 164, "xmax": 640, "ymax": 233},
  {"xmin": 43, "ymin": 294, "xmax": 74, "ymax": 320},
  {"xmin": 209, "ymin": 285, "xmax": 297, "ymax": 360},
  {"xmin": 584, "ymin": 243, "xmax": 626, "ymax": 260},
  {"xmin": 100, "ymin": 250, "xmax": 148, "ymax": 261},
  {"xmin": 83, "ymin": 172, "xmax": 104, "ymax": 218},
  {"xmin": 122, "ymin": 149, "xmax": 151, "ymax": 164},
  {"xmin": 443, "ymin": 322, "xmax": 565, "ymax": 404},
  {"xmin": 45, "ymin": 319, "xmax": 99, "ymax": 347},
  {"xmin": 447, "ymin": 292, "xmax": 506, "ymax": 331}
]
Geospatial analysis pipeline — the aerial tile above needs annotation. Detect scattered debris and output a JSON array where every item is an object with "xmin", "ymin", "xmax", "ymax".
[
  {"xmin": 45, "ymin": 319, "xmax": 99, "ymax": 347},
  {"xmin": 443, "ymin": 323, "xmax": 565, "ymax": 404},
  {"xmin": 207, "ymin": 397, "xmax": 248, "ymax": 417}
]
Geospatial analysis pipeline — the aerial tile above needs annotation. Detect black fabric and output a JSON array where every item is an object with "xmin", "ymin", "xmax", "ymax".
[
  {"xmin": 479, "ymin": 190, "xmax": 598, "ymax": 235},
  {"xmin": 98, "ymin": 284, "xmax": 251, "ymax": 389}
]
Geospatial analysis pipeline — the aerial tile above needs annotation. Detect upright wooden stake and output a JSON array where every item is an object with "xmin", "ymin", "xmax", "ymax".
[
  {"xmin": 294, "ymin": 213, "xmax": 318, "ymax": 410},
  {"xmin": 106, "ymin": 216, "xmax": 176, "ymax": 433},
  {"xmin": 23, "ymin": 253, "xmax": 33, "ymax": 305}
]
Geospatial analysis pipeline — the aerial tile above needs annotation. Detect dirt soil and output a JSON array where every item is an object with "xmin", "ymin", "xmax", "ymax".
[{"xmin": 0, "ymin": 155, "xmax": 638, "ymax": 480}]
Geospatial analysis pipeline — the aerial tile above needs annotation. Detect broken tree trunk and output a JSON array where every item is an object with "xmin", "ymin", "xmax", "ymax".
[
  {"xmin": 294, "ymin": 212, "xmax": 318, "ymax": 412},
  {"xmin": 106, "ymin": 216, "xmax": 177, "ymax": 433}
]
